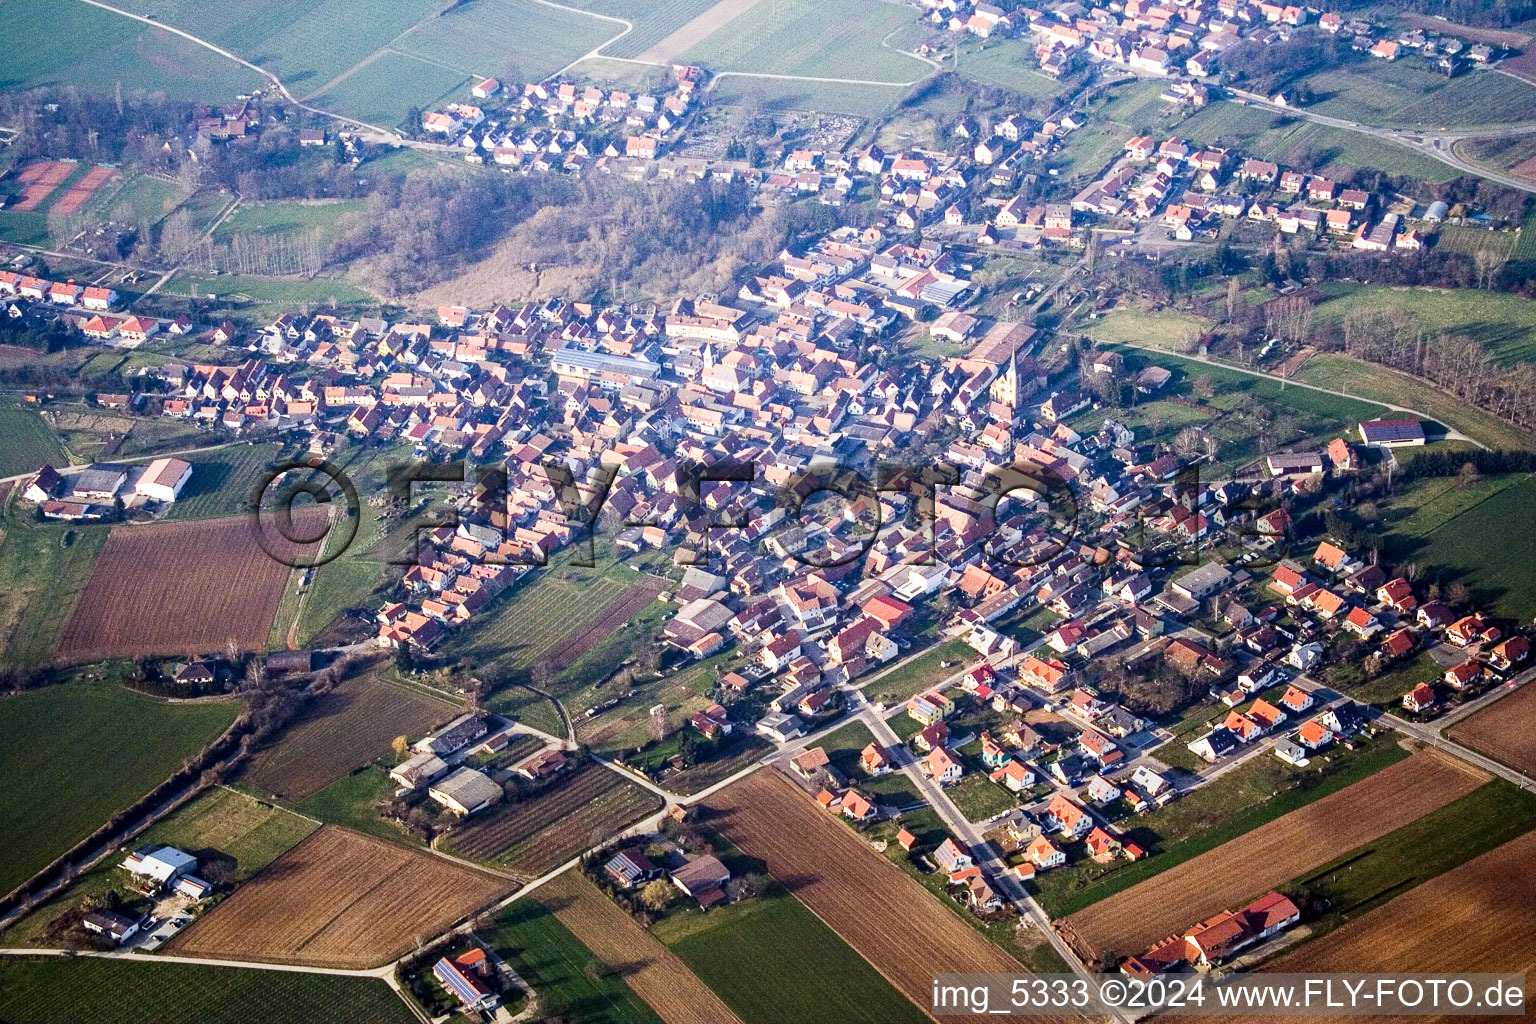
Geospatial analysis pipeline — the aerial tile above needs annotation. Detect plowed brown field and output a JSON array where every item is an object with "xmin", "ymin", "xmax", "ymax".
[
  {"xmin": 1449, "ymin": 683, "xmax": 1536, "ymax": 777},
  {"xmin": 1165, "ymin": 829, "xmax": 1536, "ymax": 1024},
  {"xmin": 536, "ymin": 872, "xmax": 743, "ymax": 1024},
  {"xmin": 241, "ymin": 667, "xmax": 453, "ymax": 800},
  {"xmin": 704, "ymin": 769, "xmax": 1071, "ymax": 1024},
  {"xmin": 1064, "ymin": 751, "xmax": 1487, "ymax": 962},
  {"xmin": 170, "ymin": 826, "xmax": 510, "ymax": 968},
  {"xmin": 57, "ymin": 512, "xmax": 323, "ymax": 661}
]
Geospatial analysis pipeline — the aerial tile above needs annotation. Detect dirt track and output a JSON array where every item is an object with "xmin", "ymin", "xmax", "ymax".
[
  {"xmin": 1064, "ymin": 751, "xmax": 1487, "ymax": 961},
  {"xmin": 705, "ymin": 769, "xmax": 1071, "ymax": 1024},
  {"xmin": 536, "ymin": 872, "xmax": 743, "ymax": 1024}
]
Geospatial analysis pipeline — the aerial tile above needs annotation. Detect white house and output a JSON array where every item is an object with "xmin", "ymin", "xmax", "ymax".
[{"xmin": 134, "ymin": 457, "xmax": 193, "ymax": 502}]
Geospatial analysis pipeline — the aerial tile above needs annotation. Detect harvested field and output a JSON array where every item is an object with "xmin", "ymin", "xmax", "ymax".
[
  {"xmin": 447, "ymin": 763, "xmax": 661, "ymax": 875},
  {"xmin": 704, "ymin": 770, "xmax": 1071, "ymax": 1024},
  {"xmin": 49, "ymin": 164, "xmax": 115, "ymax": 215},
  {"xmin": 1166, "ymin": 829, "xmax": 1536, "ymax": 1024},
  {"xmin": 10, "ymin": 161, "xmax": 73, "ymax": 211},
  {"xmin": 1449, "ymin": 683, "xmax": 1536, "ymax": 778},
  {"xmin": 1062, "ymin": 751, "xmax": 1487, "ymax": 962},
  {"xmin": 170, "ymin": 826, "xmax": 509, "ymax": 968},
  {"xmin": 56, "ymin": 512, "xmax": 323, "ymax": 662},
  {"xmin": 546, "ymin": 577, "xmax": 666, "ymax": 674},
  {"xmin": 241, "ymin": 667, "xmax": 454, "ymax": 800},
  {"xmin": 536, "ymin": 872, "xmax": 743, "ymax": 1024}
]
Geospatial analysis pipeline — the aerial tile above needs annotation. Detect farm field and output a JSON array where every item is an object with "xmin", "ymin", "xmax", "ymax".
[
  {"xmin": 1080, "ymin": 308, "xmax": 1210, "ymax": 350},
  {"xmin": 56, "ymin": 512, "xmax": 322, "ymax": 662},
  {"xmin": 1284, "ymin": 780, "xmax": 1536, "ymax": 940},
  {"xmin": 294, "ymin": 766, "xmax": 426, "ymax": 846},
  {"xmin": 481, "ymin": 899, "xmax": 664, "ymax": 1024},
  {"xmin": 211, "ymin": 198, "xmax": 367, "ymax": 249},
  {"xmin": 661, "ymin": 885, "xmax": 929, "ymax": 1024},
  {"xmin": 445, "ymin": 558, "xmax": 642, "ymax": 669},
  {"xmin": 113, "ymin": 0, "xmax": 443, "ymax": 102},
  {"xmin": 0, "ymin": 956, "xmax": 414, "ymax": 1024},
  {"xmin": 0, "ymin": 523, "xmax": 107, "ymax": 671},
  {"xmin": 570, "ymin": 0, "xmax": 722, "ymax": 60},
  {"xmin": 1383, "ymin": 475, "xmax": 1536, "ymax": 622},
  {"xmin": 241, "ymin": 666, "xmax": 453, "ymax": 800},
  {"xmin": 704, "ymin": 770, "xmax": 1071, "ymax": 1023},
  {"xmin": 1294, "ymin": 354, "xmax": 1535, "ymax": 451},
  {"xmin": 1165, "ymin": 829, "xmax": 1536, "ymax": 1024},
  {"xmin": 161, "ymin": 442, "xmax": 283, "ymax": 521},
  {"xmin": 308, "ymin": 50, "xmax": 469, "ymax": 131},
  {"xmin": 0, "ymin": 0, "xmax": 263, "ymax": 102},
  {"xmin": 705, "ymin": 74, "xmax": 907, "ymax": 117},
  {"xmin": 446, "ymin": 762, "xmax": 661, "ymax": 875},
  {"xmin": 163, "ymin": 269, "xmax": 377, "ymax": 305},
  {"xmin": 948, "ymin": 40, "xmax": 1071, "ymax": 100},
  {"xmin": 1304, "ymin": 64, "xmax": 1536, "ymax": 130},
  {"xmin": 535, "ymin": 871, "xmax": 744, "ymax": 1024},
  {"xmin": 395, "ymin": 0, "xmax": 617, "ymax": 85},
  {"xmin": 139, "ymin": 785, "xmax": 319, "ymax": 880},
  {"xmin": 1450, "ymin": 682, "xmax": 1536, "ymax": 778},
  {"xmin": 171, "ymin": 826, "xmax": 510, "ymax": 968},
  {"xmin": 0, "ymin": 681, "xmax": 239, "ymax": 897},
  {"xmin": 0, "ymin": 406, "xmax": 68, "ymax": 477},
  {"xmin": 1060, "ymin": 750, "xmax": 1488, "ymax": 963},
  {"xmin": 679, "ymin": 0, "xmax": 931, "ymax": 82}
]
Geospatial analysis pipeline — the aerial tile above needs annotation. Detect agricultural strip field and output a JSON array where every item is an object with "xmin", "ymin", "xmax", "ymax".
[
  {"xmin": 394, "ymin": 0, "xmax": 617, "ymax": 85},
  {"xmin": 481, "ymin": 899, "xmax": 664, "ymax": 1024},
  {"xmin": 443, "ymin": 561, "xmax": 632, "ymax": 667},
  {"xmin": 535, "ymin": 871, "xmax": 744, "ymax": 1024},
  {"xmin": 445, "ymin": 763, "xmax": 661, "ymax": 875},
  {"xmin": 704, "ymin": 769, "xmax": 1071, "ymax": 1024},
  {"xmin": 0, "ymin": 406, "xmax": 67, "ymax": 479},
  {"xmin": 0, "ymin": 681, "xmax": 239, "ymax": 897},
  {"xmin": 571, "ymin": 0, "xmax": 723, "ymax": 61},
  {"xmin": 1449, "ymin": 682, "xmax": 1536, "ymax": 778},
  {"xmin": 1060, "ymin": 750, "xmax": 1488, "ymax": 963},
  {"xmin": 170, "ymin": 825, "xmax": 510, "ymax": 968},
  {"xmin": 637, "ymin": 0, "xmax": 764, "ymax": 63},
  {"xmin": 546, "ymin": 577, "xmax": 667, "ymax": 675},
  {"xmin": 162, "ymin": 442, "xmax": 283, "ymax": 521},
  {"xmin": 0, "ymin": 956, "xmax": 414, "ymax": 1024},
  {"xmin": 678, "ymin": 0, "xmax": 931, "ymax": 82},
  {"xmin": 309, "ymin": 50, "xmax": 469, "ymax": 132},
  {"xmin": 0, "ymin": 523, "xmax": 107, "ymax": 671},
  {"xmin": 1383, "ymin": 475, "xmax": 1536, "ymax": 622},
  {"xmin": 1, "ymin": 0, "xmax": 263, "ymax": 102},
  {"xmin": 240, "ymin": 667, "xmax": 454, "ymax": 800},
  {"xmin": 657, "ymin": 885, "xmax": 929, "ymax": 1024},
  {"xmin": 56, "ymin": 512, "xmax": 323, "ymax": 662},
  {"xmin": 1164, "ymin": 829, "xmax": 1536, "ymax": 1024}
]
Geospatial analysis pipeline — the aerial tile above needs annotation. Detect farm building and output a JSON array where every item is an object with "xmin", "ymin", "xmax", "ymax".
[
  {"xmin": 390, "ymin": 751, "xmax": 448, "ymax": 789},
  {"xmin": 428, "ymin": 767, "xmax": 503, "ymax": 816},
  {"xmin": 670, "ymin": 853, "xmax": 730, "ymax": 908},
  {"xmin": 70, "ymin": 465, "xmax": 128, "ymax": 500},
  {"xmin": 122, "ymin": 845, "xmax": 198, "ymax": 886},
  {"xmin": 134, "ymin": 457, "xmax": 193, "ymax": 502},
  {"xmin": 433, "ymin": 948, "xmax": 500, "ymax": 1013},
  {"xmin": 412, "ymin": 714, "xmax": 488, "ymax": 756},
  {"xmin": 1358, "ymin": 418, "xmax": 1425, "ymax": 447}
]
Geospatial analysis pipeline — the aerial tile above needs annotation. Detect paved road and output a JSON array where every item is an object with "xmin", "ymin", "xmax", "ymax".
[{"xmin": 1224, "ymin": 87, "xmax": 1536, "ymax": 194}]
